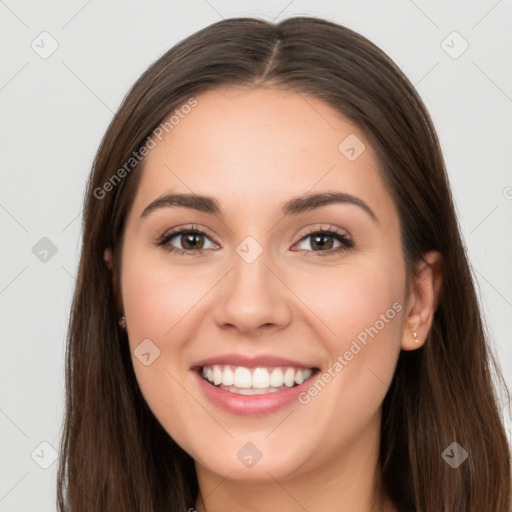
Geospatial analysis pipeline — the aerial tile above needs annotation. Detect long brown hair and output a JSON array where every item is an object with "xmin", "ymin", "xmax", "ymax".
[{"xmin": 57, "ymin": 16, "xmax": 511, "ymax": 512}]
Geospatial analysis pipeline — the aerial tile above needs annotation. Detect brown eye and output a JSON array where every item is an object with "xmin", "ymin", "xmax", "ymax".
[
  {"xmin": 157, "ymin": 227, "xmax": 219, "ymax": 255},
  {"xmin": 294, "ymin": 229, "xmax": 353, "ymax": 256},
  {"xmin": 178, "ymin": 231, "xmax": 206, "ymax": 250},
  {"xmin": 309, "ymin": 233, "xmax": 335, "ymax": 250}
]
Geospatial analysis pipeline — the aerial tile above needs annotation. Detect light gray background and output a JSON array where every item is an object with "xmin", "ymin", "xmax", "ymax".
[{"xmin": 1, "ymin": 1, "xmax": 511, "ymax": 510}]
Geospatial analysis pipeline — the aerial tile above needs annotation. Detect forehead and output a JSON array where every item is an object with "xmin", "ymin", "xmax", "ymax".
[{"xmin": 130, "ymin": 86, "xmax": 393, "ymax": 219}]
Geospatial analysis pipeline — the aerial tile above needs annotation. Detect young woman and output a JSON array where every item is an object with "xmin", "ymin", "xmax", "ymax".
[{"xmin": 57, "ymin": 16, "xmax": 511, "ymax": 512}]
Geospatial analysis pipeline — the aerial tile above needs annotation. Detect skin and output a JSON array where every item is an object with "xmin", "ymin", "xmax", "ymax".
[{"xmin": 105, "ymin": 86, "xmax": 443, "ymax": 512}]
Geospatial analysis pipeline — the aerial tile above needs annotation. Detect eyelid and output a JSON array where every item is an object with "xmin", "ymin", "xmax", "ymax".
[
  {"xmin": 296, "ymin": 224, "xmax": 352, "ymax": 240},
  {"xmin": 161, "ymin": 223, "xmax": 216, "ymax": 239}
]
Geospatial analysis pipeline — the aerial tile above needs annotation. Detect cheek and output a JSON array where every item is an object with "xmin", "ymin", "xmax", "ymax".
[
  {"xmin": 291, "ymin": 258, "xmax": 404, "ymax": 390},
  {"xmin": 119, "ymin": 248, "xmax": 227, "ymax": 391},
  {"xmin": 121, "ymin": 252, "xmax": 210, "ymax": 342},
  {"xmin": 120, "ymin": 252, "xmax": 206, "ymax": 443},
  {"xmin": 285, "ymin": 262, "xmax": 404, "ymax": 459}
]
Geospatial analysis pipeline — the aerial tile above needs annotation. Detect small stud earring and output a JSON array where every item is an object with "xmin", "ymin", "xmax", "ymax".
[
  {"xmin": 413, "ymin": 331, "xmax": 419, "ymax": 343},
  {"xmin": 119, "ymin": 316, "xmax": 127, "ymax": 329}
]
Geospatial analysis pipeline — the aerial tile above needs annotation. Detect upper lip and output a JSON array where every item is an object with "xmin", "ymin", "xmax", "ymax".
[{"xmin": 191, "ymin": 353, "xmax": 317, "ymax": 370}]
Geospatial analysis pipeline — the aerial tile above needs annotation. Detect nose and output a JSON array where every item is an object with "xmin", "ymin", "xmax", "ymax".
[{"xmin": 213, "ymin": 249, "xmax": 292, "ymax": 336}]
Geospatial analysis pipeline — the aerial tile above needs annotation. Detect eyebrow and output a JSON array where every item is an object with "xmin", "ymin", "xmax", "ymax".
[{"xmin": 140, "ymin": 191, "xmax": 377, "ymax": 222}]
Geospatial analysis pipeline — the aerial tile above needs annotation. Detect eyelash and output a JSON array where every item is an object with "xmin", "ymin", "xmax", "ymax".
[{"xmin": 155, "ymin": 224, "xmax": 354, "ymax": 257}]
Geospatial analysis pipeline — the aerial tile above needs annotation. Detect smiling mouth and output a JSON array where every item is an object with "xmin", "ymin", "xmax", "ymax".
[{"xmin": 198, "ymin": 364, "xmax": 319, "ymax": 395}]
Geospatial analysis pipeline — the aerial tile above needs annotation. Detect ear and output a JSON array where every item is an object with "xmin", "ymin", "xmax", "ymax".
[
  {"xmin": 104, "ymin": 247, "xmax": 122, "ymax": 311},
  {"xmin": 104, "ymin": 247, "xmax": 114, "ymax": 270},
  {"xmin": 401, "ymin": 250, "xmax": 443, "ymax": 351}
]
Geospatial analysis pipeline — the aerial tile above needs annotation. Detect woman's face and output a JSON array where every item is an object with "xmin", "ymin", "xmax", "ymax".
[{"xmin": 119, "ymin": 86, "xmax": 408, "ymax": 481}]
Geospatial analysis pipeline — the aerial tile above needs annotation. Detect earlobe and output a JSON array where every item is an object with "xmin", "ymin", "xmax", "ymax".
[
  {"xmin": 104, "ymin": 248, "xmax": 113, "ymax": 270},
  {"xmin": 401, "ymin": 250, "xmax": 443, "ymax": 351}
]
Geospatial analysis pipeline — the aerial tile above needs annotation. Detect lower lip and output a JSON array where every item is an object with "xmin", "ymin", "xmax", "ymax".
[{"xmin": 192, "ymin": 369, "xmax": 316, "ymax": 416}]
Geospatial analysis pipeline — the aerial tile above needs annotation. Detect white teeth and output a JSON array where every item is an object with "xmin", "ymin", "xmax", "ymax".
[
  {"xmin": 212, "ymin": 365, "xmax": 222, "ymax": 385},
  {"xmin": 233, "ymin": 367, "xmax": 252, "ymax": 388},
  {"xmin": 294, "ymin": 369, "xmax": 304, "ymax": 385},
  {"xmin": 221, "ymin": 386, "xmax": 286, "ymax": 395},
  {"xmin": 252, "ymin": 367, "xmax": 270, "ymax": 389},
  {"xmin": 223, "ymin": 366, "xmax": 234, "ymax": 386},
  {"xmin": 200, "ymin": 364, "xmax": 315, "ymax": 392},
  {"xmin": 269, "ymin": 368, "xmax": 284, "ymax": 387},
  {"xmin": 283, "ymin": 368, "xmax": 295, "ymax": 387}
]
